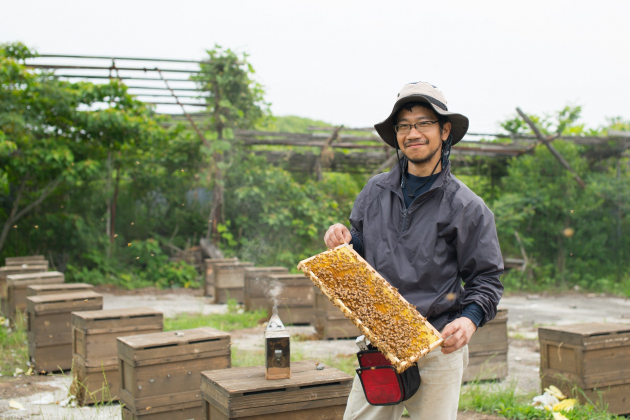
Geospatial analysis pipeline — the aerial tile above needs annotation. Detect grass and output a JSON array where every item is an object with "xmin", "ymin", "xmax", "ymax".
[
  {"xmin": 0, "ymin": 310, "xmax": 30, "ymax": 376},
  {"xmin": 164, "ymin": 302, "xmax": 267, "ymax": 332},
  {"xmin": 459, "ymin": 380, "xmax": 625, "ymax": 420}
]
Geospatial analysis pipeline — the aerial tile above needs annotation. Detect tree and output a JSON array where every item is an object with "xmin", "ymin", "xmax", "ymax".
[
  {"xmin": 191, "ymin": 45, "xmax": 268, "ymax": 242},
  {"xmin": 0, "ymin": 42, "xmax": 175, "ymax": 255}
]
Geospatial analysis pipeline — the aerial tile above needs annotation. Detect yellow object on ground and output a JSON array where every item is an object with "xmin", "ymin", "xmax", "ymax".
[{"xmin": 553, "ymin": 398, "xmax": 578, "ymax": 412}]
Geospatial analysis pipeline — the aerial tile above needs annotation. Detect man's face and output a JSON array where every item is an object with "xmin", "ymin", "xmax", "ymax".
[{"xmin": 396, "ymin": 105, "xmax": 451, "ymax": 165}]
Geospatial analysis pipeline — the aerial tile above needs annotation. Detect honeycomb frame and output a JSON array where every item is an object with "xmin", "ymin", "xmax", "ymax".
[{"xmin": 298, "ymin": 244, "xmax": 444, "ymax": 373}]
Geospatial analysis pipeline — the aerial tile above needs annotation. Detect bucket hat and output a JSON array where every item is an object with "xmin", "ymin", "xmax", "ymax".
[{"xmin": 374, "ymin": 82, "xmax": 469, "ymax": 148}]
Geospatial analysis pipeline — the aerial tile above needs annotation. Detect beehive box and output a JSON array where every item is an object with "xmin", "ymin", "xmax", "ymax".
[
  {"xmin": 27, "ymin": 291, "xmax": 103, "ymax": 373},
  {"xmin": 298, "ymin": 244, "xmax": 443, "ymax": 373},
  {"xmin": 462, "ymin": 308, "xmax": 508, "ymax": 382},
  {"xmin": 213, "ymin": 261, "xmax": 254, "ymax": 304},
  {"xmin": 71, "ymin": 307, "xmax": 163, "ymax": 405},
  {"xmin": 267, "ymin": 274, "xmax": 315, "ymax": 325},
  {"xmin": 243, "ymin": 266, "xmax": 289, "ymax": 312},
  {"xmin": 201, "ymin": 360, "xmax": 352, "ymax": 420},
  {"xmin": 5, "ymin": 255, "xmax": 46, "ymax": 266},
  {"xmin": 539, "ymin": 322, "xmax": 630, "ymax": 415},
  {"xmin": 314, "ymin": 286, "xmax": 360, "ymax": 340},
  {"xmin": 7, "ymin": 271, "xmax": 64, "ymax": 316},
  {"xmin": 204, "ymin": 258, "xmax": 238, "ymax": 297},
  {"xmin": 0, "ymin": 264, "xmax": 49, "ymax": 300},
  {"xmin": 27, "ymin": 283, "xmax": 94, "ymax": 297},
  {"xmin": 118, "ymin": 327, "xmax": 231, "ymax": 419}
]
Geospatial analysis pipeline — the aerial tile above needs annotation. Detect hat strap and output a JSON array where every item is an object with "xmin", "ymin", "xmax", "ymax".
[{"xmin": 442, "ymin": 134, "xmax": 453, "ymax": 167}]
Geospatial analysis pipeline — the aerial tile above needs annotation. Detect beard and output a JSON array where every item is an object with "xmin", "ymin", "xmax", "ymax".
[{"xmin": 403, "ymin": 140, "xmax": 442, "ymax": 165}]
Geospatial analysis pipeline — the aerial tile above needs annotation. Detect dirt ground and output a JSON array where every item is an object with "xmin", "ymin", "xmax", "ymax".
[{"xmin": 1, "ymin": 291, "xmax": 628, "ymax": 419}]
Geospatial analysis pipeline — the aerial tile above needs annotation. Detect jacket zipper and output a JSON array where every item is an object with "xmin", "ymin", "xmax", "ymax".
[{"xmin": 401, "ymin": 209, "xmax": 408, "ymax": 233}]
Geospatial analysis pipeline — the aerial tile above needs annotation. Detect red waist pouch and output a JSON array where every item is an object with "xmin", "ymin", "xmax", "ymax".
[{"xmin": 355, "ymin": 349, "xmax": 421, "ymax": 406}]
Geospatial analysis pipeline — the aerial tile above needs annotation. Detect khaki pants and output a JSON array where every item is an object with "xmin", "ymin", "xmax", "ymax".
[{"xmin": 343, "ymin": 345, "xmax": 469, "ymax": 420}]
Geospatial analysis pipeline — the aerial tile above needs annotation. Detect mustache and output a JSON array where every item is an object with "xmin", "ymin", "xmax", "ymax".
[{"xmin": 404, "ymin": 139, "xmax": 429, "ymax": 147}]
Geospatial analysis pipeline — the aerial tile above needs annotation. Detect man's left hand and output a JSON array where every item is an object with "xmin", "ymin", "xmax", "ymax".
[{"xmin": 441, "ymin": 318, "xmax": 477, "ymax": 354}]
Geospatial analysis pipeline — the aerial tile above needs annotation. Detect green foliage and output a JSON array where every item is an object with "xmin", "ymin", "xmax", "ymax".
[
  {"xmin": 0, "ymin": 43, "xmax": 205, "ymax": 286},
  {"xmin": 481, "ymin": 106, "xmax": 630, "ymax": 291},
  {"xmin": 164, "ymin": 305, "xmax": 267, "ymax": 332},
  {"xmin": 221, "ymin": 152, "xmax": 360, "ymax": 267}
]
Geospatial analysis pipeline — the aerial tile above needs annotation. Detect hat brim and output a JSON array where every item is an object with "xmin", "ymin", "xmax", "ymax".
[{"xmin": 374, "ymin": 95, "xmax": 469, "ymax": 148}]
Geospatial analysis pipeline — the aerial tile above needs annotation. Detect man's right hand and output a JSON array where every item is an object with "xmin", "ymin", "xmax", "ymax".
[{"xmin": 324, "ymin": 223, "xmax": 352, "ymax": 249}]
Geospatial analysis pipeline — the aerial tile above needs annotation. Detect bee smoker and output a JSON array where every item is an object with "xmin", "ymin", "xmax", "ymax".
[{"xmin": 264, "ymin": 313, "xmax": 291, "ymax": 379}]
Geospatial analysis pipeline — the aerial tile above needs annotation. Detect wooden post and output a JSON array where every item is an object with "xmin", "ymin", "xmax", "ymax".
[
  {"xmin": 316, "ymin": 125, "xmax": 343, "ymax": 181},
  {"xmin": 516, "ymin": 108, "xmax": 586, "ymax": 188}
]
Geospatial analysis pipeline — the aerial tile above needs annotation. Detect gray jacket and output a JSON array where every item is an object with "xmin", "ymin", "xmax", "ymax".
[{"xmin": 349, "ymin": 162, "xmax": 504, "ymax": 331}]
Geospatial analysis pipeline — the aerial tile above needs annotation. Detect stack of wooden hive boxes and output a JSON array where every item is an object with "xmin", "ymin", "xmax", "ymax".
[
  {"xmin": 213, "ymin": 261, "xmax": 254, "ymax": 304},
  {"xmin": 314, "ymin": 285, "xmax": 360, "ymax": 339},
  {"xmin": 462, "ymin": 308, "xmax": 509, "ymax": 382},
  {"xmin": 27, "ymin": 286, "xmax": 103, "ymax": 373},
  {"xmin": 265, "ymin": 274, "xmax": 315, "ymax": 325},
  {"xmin": 539, "ymin": 322, "xmax": 630, "ymax": 415},
  {"xmin": 72, "ymin": 307, "xmax": 163, "ymax": 404},
  {"xmin": 243, "ymin": 266, "xmax": 288, "ymax": 312},
  {"xmin": 0, "ymin": 255, "xmax": 49, "ymax": 316},
  {"xmin": 118, "ymin": 327, "xmax": 231, "ymax": 419},
  {"xmin": 204, "ymin": 258, "xmax": 237, "ymax": 297},
  {"xmin": 9, "ymin": 271, "xmax": 65, "ymax": 317}
]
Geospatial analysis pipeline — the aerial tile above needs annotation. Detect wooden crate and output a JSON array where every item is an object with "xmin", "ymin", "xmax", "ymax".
[
  {"xmin": 71, "ymin": 307, "xmax": 163, "ymax": 404},
  {"xmin": 462, "ymin": 308, "xmax": 508, "ymax": 382},
  {"xmin": 73, "ymin": 362, "xmax": 120, "ymax": 406},
  {"xmin": 118, "ymin": 327, "xmax": 231, "ymax": 419},
  {"xmin": 267, "ymin": 274, "xmax": 315, "ymax": 325},
  {"xmin": 201, "ymin": 360, "xmax": 352, "ymax": 419},
  {"xmin": 539, "ymin": 322, "xmax": 630, "ymax": 415},
  {"xmin": 243, "ymin": 266, "xmax": 289, "ymax": 312},
  {"xmin": 204, "ymin": 258, "xmax": 238, "ymax": 297},
  {"xmin": 213, "ymin": 262, "xmax": 254, "ymax": 304},
  {"xmin": 7, "ymin": 271, "xmax": 64, "ymax": 316},
  {"xmin": 0, "ymin": 264, "xmax": 49, "ymax": 299},
  {"xmin": 314, "ymin": 287, "xmax": 360, "ymax": 340},
  {"xmin": 5, "ymin": 255, "xmax": 46, "ymax": 266},
  {"xmin": 28, "ymin": 283, "xmax": 94, "ymax": 296},
  {"xmin": 122, "ymin": 402, "xmax": 202, "ymax": 420},
  {"xmin": 27, "ymin": 291, "xmax": 103, "ymax": 373}
]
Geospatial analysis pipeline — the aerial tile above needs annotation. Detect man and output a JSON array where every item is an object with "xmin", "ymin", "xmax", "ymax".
[{"xmin": 324, "ymin": 82, "xmax": 504, "ymax": 420}]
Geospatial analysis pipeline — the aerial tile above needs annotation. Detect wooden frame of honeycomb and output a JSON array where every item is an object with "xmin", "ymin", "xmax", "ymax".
[{"xmin": 298, "ymin": 244, "xmax": 444, "ymax": 373}]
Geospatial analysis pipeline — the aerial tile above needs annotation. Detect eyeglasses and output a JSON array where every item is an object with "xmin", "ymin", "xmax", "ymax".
[{"xmin": 394, "ymin": 120, "xmax": 438, "ymax": 134}]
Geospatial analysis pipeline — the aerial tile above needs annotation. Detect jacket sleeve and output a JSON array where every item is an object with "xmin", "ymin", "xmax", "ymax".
[
  {"xmin": 348, "ymin": 182, "xmax": 369, "ymax": 247},
  {"xmin": 454, "ymin": 200, "xmax": 504, "ymax": 327}
]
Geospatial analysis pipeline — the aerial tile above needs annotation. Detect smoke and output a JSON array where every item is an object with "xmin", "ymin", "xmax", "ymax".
[
  {"xmin": 252, "ymin": 274, "xmax": 284, "ymax": 316},
  {"xmin": 268, "ymin": 279, "xmax": 283, "ymax": 316}
]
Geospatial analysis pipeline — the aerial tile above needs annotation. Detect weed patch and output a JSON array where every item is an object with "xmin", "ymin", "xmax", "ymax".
[{"xmin": 0, "ymin": 312, "xmax": 29, "ymax": 376}]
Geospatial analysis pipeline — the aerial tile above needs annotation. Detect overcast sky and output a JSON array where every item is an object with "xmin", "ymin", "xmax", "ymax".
[{"xmin": 1, "ymin": 0, "xmax": 628, "ymax": 135}]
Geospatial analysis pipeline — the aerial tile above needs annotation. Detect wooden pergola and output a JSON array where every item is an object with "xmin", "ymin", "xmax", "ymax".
[{"xmin": 25, "ymin": 54, "xmax": 630, "ymax": 180}]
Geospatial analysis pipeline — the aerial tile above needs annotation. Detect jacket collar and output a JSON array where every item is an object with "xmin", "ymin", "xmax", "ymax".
[{"xmin": 376, "ymin": 158, "xmax": 452, "ymax": 195}]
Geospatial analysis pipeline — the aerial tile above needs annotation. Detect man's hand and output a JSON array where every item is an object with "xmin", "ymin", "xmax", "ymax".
[
  {"xmin": 441, "ymin": 317, "xmax": 477, "ymax": 354},
  {"xmin": 324, "ymin": 223, "xmax": 352, "ymax": 249}
]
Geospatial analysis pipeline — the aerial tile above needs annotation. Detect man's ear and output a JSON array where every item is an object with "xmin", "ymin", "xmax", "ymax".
[{"xmin": 441, "ymin": 122, "xmax": 452, "ymax": 141}]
